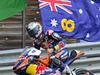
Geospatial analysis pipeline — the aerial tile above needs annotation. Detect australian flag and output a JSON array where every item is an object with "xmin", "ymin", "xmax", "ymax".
[{"xmin": 38, "ymin": 0, "xmax": 100, "ymax": 42}]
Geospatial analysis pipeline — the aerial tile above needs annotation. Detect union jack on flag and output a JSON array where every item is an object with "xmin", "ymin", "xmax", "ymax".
[{"xmin": 39, "ymin": 0, "xmax": 73, "ymax": 14}]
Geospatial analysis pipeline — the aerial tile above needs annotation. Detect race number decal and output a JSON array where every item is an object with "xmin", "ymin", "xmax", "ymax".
[
  {"xmin": 27, "ymin": 47, "xmax": 41, "ymax": 56},
  {"xmin": 61, "ymin": 18, "xmax": 75, "ymax": 32}
]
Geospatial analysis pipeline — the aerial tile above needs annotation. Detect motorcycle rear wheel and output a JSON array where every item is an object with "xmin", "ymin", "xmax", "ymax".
[{"xmin": 74, "ymin": 69, "xmax": 94, "ymax": 75}]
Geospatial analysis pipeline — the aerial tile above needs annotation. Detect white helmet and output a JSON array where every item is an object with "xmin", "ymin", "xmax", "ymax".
[{"xmin": 26, "ymin": 22, "xmax": 42, "ymax": 38}]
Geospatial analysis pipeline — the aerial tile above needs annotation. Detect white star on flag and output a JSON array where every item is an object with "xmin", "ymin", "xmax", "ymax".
[
  {"xmin": 79, "ymin": 9, "xmax": 83, "ymax": 14},
  {"xmin": 90, "ymin": 0, "xmax": 95, "ymax": 4},
  {"xmin": 96, "ymin": 14, "xmax": 98, "ymax": 18},
  {"xmin": 86, "ymin": 33, "xmax": 90, "ymax": 38},
  {"xmin": 51, "ymin": 19, "xmax": 58, "ymax": 27}
]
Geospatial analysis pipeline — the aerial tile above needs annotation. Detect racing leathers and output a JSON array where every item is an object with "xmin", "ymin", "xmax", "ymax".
[
  {"xmin": 33, "ymin": 29, "xmax": 80, "ymax": 72},
  {"xmin": 13, "ymin": 29, "xmax": 84, "ymax": 75}
]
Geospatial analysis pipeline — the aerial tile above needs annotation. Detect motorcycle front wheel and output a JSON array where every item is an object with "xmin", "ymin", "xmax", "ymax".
[{"xmin": 74, "ymin": 69, "xmax": 94, "ymax": 75}]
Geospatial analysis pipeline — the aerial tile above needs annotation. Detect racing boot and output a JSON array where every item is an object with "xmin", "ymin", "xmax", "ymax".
[{"xmin": 75, "ymin": 50, "xmax": 85, "ymax": 59}]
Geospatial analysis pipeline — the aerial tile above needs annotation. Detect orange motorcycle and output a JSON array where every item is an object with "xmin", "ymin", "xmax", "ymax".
[{"xmin": 13, "ymin": 47, "xmax": 93, "ymax": 75}]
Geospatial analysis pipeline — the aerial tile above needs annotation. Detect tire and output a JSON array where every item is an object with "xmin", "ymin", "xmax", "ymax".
[{"xmin": 74, "ymin": 69, "xmax": 94, "ymax": 75}]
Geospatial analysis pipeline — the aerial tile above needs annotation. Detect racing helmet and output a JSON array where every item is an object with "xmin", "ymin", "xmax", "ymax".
[{"xmin": 26, "ymin": 22, "xmax": 42, "ymax": 39}]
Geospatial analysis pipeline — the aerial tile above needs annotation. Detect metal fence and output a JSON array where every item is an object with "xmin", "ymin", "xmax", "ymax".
[{"xmin": 0, "ymin": 42, "xmax": 100, "ymax": 75}]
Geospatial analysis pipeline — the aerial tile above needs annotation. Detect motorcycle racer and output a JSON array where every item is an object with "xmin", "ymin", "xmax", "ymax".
[
  {"xmin": 26, "ymin": 21, "xmax": 84, "ymax": 61},
  {"xmin": 13, "ymin": 22, "xmax": 84, "ymax": 75}
]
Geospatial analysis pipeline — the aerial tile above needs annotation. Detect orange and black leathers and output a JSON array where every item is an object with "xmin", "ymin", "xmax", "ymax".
[{"xmin": 33, "ymin": 30, "xmax": 65, "ymax": 52}]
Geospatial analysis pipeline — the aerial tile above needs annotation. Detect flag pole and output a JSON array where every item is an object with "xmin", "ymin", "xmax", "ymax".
[{"xmin": 22, "ymin": 10, "xmax": 26, "ymax": 48}]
